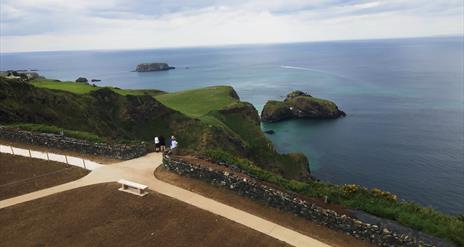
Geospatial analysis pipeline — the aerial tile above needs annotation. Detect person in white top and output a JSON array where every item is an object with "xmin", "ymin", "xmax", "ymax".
[
  {"xmin": 171, "ymin": 139, "xmax": 178, "ymax": 149},
  {"xmin": 154, "ymin": 136, "xmax": 160, "ymax": 152}
]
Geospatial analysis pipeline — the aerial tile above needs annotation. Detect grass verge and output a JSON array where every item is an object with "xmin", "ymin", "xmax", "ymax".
[
  {"xmin": 6, "ymin": 123, "xmax": 105, "ymax": 143},
  {"xmin": 203, "ymin": 149, "xmax": 464, "ymax": 246},
  {"xmin": 30, "ymin": 79, "xmax": 165, "ymax": 96}
]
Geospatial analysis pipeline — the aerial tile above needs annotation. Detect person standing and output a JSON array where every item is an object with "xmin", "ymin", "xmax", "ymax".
[
  {"xmin": 171, "ymin": 137, "xmax": 178, "ymax": 150},
  {"xmin": 159, "ymin": 135, "xmax": 166, "ymax": 152},
  {"xmin": 167, "ymin": 136, "xmax": 173, "ymax": 149},
  {"xmin": 154, "ymin": 136, "xmax": 160, "ymax": 152}
]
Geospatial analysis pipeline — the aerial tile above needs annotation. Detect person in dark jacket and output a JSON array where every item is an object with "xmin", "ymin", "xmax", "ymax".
[
  {"xmin": 166, "ymin": 136, "xmax": 172, "ymax": 148},
  {"xmin": 159, "ymin": 136, "xmax": 166, "ymax": 152}
]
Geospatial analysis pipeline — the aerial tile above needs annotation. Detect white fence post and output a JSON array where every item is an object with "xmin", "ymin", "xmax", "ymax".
[{"xmin": 4, "ymin": 144, "xmax": 101, "ymax": 171}]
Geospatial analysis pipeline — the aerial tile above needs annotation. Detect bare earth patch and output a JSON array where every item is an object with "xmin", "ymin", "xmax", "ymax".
[
  {"xmin": 0, "ymin": 183, "xmax": 289, "ymax": 247},
  {"xmin": 0, "ymin": 153, "xmax": 89, "ymax": 200},
  {"xmin": 155, "ymin": 165, "xmax": 375, "ymax": 247}
]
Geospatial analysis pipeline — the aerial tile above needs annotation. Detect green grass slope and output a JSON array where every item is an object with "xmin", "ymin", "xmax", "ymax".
[
  {"xmin": 31, "ymin": 79, "xmax": 165, "ymax": 96},
  {"xmin": 1, "ymin": 78, "xmax": 200, "ymax": 143},
  {"xmin": 155, "ymin": 86, "xmax": 239, "ymax": 118},
  {"xmin": 1, "ymin": 78, "xmax": 310, "ymax": 180},
  {"xmin": 156, "ymin": 86, "xmax": 310, "ymax": 179}
]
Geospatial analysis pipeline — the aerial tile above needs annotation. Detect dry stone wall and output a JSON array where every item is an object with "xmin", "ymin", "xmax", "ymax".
[
  {"xmin": 163, "ymin": 155, "xmax": 442, "ymax": 247},
  {"xmin": 0, "ymin": 127, "xmax": 146, "ymax": 160}
]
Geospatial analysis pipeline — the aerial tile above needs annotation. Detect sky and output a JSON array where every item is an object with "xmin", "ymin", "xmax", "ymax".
[{"xmin": 0, "ymin": 0, "xmax": 463, "ymax": 52}]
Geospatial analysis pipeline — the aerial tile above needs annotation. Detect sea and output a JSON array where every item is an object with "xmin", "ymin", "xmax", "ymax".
[{"xmin": 1, "ymin": 36, "xmax": 463, "ymax": 214}]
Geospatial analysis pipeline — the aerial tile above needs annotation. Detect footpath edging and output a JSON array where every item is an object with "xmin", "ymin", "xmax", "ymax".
[
  {"xmin": 0, "ymin": 144, "xmax": 102, "ymax": 170},
  {"xmin": 0, "ymin": 153, "xmax": 331, "ymax": 247}
]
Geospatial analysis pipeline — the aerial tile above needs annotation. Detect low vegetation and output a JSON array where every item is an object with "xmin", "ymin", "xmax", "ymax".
[
  {"xmin": 31, "ymin": 79, "xmax": 165, "ymax": 96},
  {"xmin": 156, "ymin": 86, "xmax": 310, "ymax": 179},
  {"xmin": 155, "ymin": 86, "xmax": 239, "ymax": 118},
  {"xmin": 203, "ymin": 149, "xmax": 464, "ymax": 246},
  {"xmin": 7, "ymin": 123, "xmax": 105, "ymax": 143},
  {"xmin": 1, "ymin": 78, "xmax": 198, "ymax": 143},
  {"xmin": 261, "ymin": 91, "xmax": 345, "ymax": 122},
  {"xmin": 1, "ymin": 78, "xmax": 309, "ymax": 180}
]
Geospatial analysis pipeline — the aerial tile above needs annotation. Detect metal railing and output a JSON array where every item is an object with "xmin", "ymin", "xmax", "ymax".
[{"xmin": 0, "ymin": 144, "xmax": 102, "ymax": 171}]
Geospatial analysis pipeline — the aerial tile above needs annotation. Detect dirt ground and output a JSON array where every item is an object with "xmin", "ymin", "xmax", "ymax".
[
  {"xmin": 155, "ymin": 166, "xmax": 375, "ymax": 247},
  {"xmin": 0, "ymin": 153, "xmax": 89, "ymax": 200},
  {"xmin": 0, "ymin": 139, "xmax": 120, "ymax": 164},
  {"xmin": 0, "ymin": 183, "xmax": 289, "ymax": 247}
]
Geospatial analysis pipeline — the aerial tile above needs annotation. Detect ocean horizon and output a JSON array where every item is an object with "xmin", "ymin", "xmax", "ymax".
[{"xmin": 1, "ymin": 35, "xmax": 463, "ymax": 214}]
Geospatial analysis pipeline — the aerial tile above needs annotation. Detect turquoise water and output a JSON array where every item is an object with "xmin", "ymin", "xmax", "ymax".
[{"xmin": 1, "ymin": 36, "xmax": 463, "ymax": 214}]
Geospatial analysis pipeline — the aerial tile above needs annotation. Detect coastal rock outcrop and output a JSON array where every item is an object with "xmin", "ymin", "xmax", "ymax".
[
  {"xmin": 135, "ymin": 63, "xmax": 175, "ymax": 72},
  {"xmin": 261, "ymin": 90, "xmax": 346, "ymax": 122},
  {"xmin": 76, "ymin": 77, "xmax": 88, "ymax": 83}
]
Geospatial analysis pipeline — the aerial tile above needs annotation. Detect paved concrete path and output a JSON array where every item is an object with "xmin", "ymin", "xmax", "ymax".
[{"xmin": 0, "ymin": 152, "xmax": 330, "ymax": 247}]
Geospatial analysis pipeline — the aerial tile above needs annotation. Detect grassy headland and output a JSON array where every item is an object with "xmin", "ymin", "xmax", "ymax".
[
  {"xmin": 31, "ymin": 79, "xmax": 165, "ymax": 96},
  {"xmin": 155, "ymin": 86, "xmax": 238, "ymax": 118},
  {"xmin": 1, "ymin": 78, "xmax": 309, "ymax": 180}
]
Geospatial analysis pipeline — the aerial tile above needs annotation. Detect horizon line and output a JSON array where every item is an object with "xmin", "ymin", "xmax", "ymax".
[{"xmin": 1, "ymin": 33, "xmax": 461, "ymax": 54}]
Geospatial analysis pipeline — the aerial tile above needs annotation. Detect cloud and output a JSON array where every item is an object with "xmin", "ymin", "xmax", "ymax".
[{"xmin": 0, "ymin": 0, "xmax": 462, "ymax": 52}]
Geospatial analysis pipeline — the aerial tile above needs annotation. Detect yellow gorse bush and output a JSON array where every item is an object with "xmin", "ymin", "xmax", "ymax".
[
  {"xmin": 341, "ymin": 184, "xmax": 368, "ymax": 196},
  {"xmin": 371, "ymin": 188, "xmax": 398, "ymax": 202}
]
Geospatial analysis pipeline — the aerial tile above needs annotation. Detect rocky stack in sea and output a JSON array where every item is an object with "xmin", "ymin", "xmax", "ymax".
[
  {"xmin": 261, "ymin": 90, "xmax": 346, "ymax": 122},
  {"xmin": 135, "ymin": 63, "xmax": 175, "ymax": 72}
]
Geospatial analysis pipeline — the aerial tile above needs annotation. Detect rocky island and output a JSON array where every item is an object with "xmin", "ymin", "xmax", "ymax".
[
  {"xmin": 261, "ymin": 90, "xmax": 346, "ymax": 122},
  {"xmin": 135, "ymin": 63, "xmax": 175, "ymax": 72}
]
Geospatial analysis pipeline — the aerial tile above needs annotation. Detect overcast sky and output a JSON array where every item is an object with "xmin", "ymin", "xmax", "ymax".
[{"xmin": 1, "ymin": 0, "xmax": 462, "ymax": 52}]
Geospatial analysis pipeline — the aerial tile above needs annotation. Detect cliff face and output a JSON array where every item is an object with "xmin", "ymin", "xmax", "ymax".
[
  {"xmin": 135, "ymin": 63, "xmax": 175, "ymax": 72},
  {"xmin": 211, "ymin": 101, "xmax": 311, "ymax": 180},
  {"xmin": 0, "ymin": 78, "xmax": 311, "ymax": 181},
  {"xmin": 0, "ymin": 78, "xmax": 194, "ymax": 141},
  {"xmin": 261, "ymin": 90, "xmax": 346, "ymax": 122}
]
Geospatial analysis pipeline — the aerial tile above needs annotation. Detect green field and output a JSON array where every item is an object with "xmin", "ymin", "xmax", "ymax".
[
  {"xmin": 155, "ymin": 86, "xmax": 238, "ymax": 118},
  {"xmin": 31, "ymin": 79, "xmax": 164, "ymax": 96},
  {"xmin": 32, "ymin": 79, "xmax": 237, "ymax": 118}
]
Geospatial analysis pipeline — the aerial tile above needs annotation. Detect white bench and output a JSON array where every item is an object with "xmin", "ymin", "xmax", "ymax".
[{"xmin": 118, "ymin": 179, "xmax": 149, "ymax": 197}]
